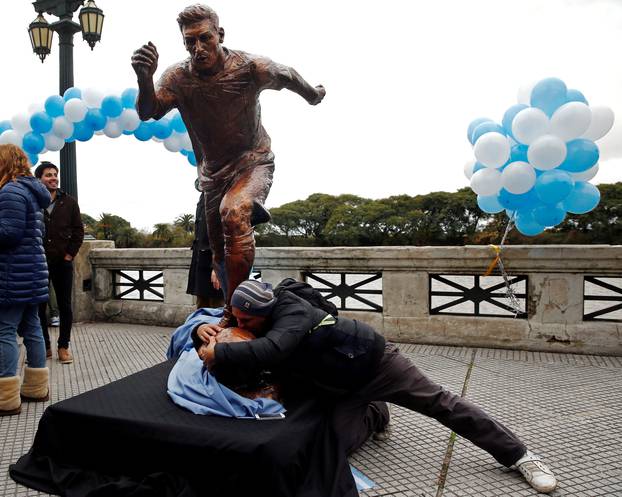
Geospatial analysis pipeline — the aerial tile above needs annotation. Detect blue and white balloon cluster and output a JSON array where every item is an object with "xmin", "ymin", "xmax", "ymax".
[
  {"xmin": 0, "ymin": 87, "xmax": 197, "ymax": 167},
  {"xmin": 464, "ymin": 77, "xmax": 614, "ymax": 236}
]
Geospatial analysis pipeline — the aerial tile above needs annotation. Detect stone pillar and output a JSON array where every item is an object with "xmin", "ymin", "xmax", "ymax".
[
  {"xmin": 382, "ymin": 270, "xmax": 428, "ymax": 318},
  {"xmin": 73, "ymin": 240, "xmax": 115, "ymax": 322},
  {"xmin": 529, "ymin": 273, "xmax": 584, "ymax": 324},
  {"xmin": 260, "ymin": 269, "xmax": 304, "ymax": 287},
  {"xmin": 164, "ymin": 268, "xmax": 194, "ymax": 305}
]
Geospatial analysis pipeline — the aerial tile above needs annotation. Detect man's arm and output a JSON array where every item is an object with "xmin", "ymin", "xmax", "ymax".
[
  {"xmin": 131, "ymin": 42, "xmax": 177, "ymax": 120},
  {"xmin": 253, "ymin": 56, "xmax": 325, "ymax": 105},
  {"xmin": 64, "ymin": 198, "xmax": 84, "ymax": 261}
]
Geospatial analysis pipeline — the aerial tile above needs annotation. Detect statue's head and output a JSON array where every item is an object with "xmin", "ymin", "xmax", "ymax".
[{"xmin": 177, "ymin": 4, "xmax": 225, "ymax": 73}]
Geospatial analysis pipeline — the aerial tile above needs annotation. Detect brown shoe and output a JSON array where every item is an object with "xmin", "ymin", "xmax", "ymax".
[
  {"xmin": 58, "ymin": 348, "xmax": 73, "ymax": 364},
  {"xmin": 46, "ymin": 347, "xmax": 52, "ymax": 359}
]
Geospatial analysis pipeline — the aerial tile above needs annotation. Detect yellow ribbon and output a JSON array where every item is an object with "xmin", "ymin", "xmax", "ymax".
[{"xmin": 484, "ymin": 244, "xmax": 501, "ymax": 276}]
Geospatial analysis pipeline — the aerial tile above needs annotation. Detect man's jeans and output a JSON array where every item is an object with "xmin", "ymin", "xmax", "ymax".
[
  {"xmin": 39, "ymin": 259, "xmax": 74, "ymax": 349},
  {"xmin": 0, "ymin": 304, "xmax": 47, "ymax": 377}
]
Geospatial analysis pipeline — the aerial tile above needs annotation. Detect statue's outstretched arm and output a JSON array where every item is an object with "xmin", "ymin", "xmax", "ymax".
[{"xmin": 254, "ymin": 56, "xmax": 325, "ymax": 106}]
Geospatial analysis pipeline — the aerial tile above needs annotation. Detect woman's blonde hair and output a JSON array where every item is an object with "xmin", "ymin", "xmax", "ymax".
[{"xmin": 0, "ymin": 144, "xmax": 33, "ymax": 189}]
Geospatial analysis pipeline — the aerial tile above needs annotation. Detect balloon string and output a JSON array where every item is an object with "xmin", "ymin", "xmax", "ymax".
[{"xmin": 483, "ymin": 213, "xmax": 524, "ymax": 317}]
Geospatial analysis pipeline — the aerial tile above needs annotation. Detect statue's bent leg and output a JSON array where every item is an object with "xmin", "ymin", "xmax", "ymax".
[{"xmin": 219, "ymin": 162, "xmax": 274, "ymax": 325}]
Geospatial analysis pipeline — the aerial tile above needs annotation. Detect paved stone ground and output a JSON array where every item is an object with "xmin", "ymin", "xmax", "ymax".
[{"xmin": 1, "ymin": 322, "xmax": 621, "ymax": 497}]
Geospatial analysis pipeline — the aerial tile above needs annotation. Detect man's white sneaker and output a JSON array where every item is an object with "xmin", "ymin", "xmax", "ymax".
[
  {"xmin": 50, "ymin": 316, "xmax": 60, "ymax": 327},
  {"xmin": 515, "ymin": 450, "xmax": 557, "ymax": 493}
]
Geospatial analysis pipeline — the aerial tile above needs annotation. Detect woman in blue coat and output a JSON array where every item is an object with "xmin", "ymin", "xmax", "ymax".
[{"xmin": 0, "ymin": 144, "xmax": 51, "ymax": 416}]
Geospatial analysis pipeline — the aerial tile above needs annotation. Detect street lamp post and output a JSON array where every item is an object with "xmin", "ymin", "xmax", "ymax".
[{"xmin": 28, "ymin": 0, "xmax": 104, "ymax": 200}]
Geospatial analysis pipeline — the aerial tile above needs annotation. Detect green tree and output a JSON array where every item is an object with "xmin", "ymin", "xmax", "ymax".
[{"xmin": 174, "ymin": 213, "xmax": 195, "ymax": 234}]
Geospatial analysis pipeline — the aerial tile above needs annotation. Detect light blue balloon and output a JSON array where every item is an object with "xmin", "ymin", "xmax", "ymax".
[
  {"xmin": 515, "ymin": 210, "xmax": 545, "ymax": 236},
  {"xmin": 22, "ymin": 132, "xmax": 45, "ymax": 154},
  {"xmin": 534, "ymin": 170, "xmax": 574, "ymax": 204},
  {"xmin": 471, "ymin": 122, "xmax": 505, "ymax": 144},
  {"xmin": 63, "ymin": 87, "xmax": 82, "ymax": 101},
  {"xmin": 477, "ymin": 194, "xmax": 504, "ymax": 214},
  {"xmin": 171, "ymin": 113, "xmax": 187, "ymax": 133},
  {"xmin": 152, "ymin": 119, "xmax": 173, "ymax": 140},
  {"xmin": 502, "ymin": 104, "xmax": 528, "ymax": 138},
  {"xmin": 561, "ymin": 182, "xmax": 601, "ymax": 214},
  {"xmin": 187, "ymin": 152, "xmax": 197, "ymax": 166},
  {"xmin": 558, "ymin": 139, "xmax": 599, "ymax": 173},
  {"xmin": 122, "ymin": 130, "xmax": 134, "ymax": 135},
  {"xmin": 72, "ymin": 120, "xmax": 95, "ymax": 142},
  {"xmin": 473, "ymin": 162, "xmax": 486, "ymax": 175},
  {"xmin": 27, "ymin": 153, "xmax": 39, "ymax": 165},
  {"xmin": 530, "ymin": 78, "xmax": 567, "ymax": 117},
  {"xmin": 180, "ymin": 149, "xmax": 190, "ymax": 156},
  {"xmin": 467, "ymin": 117, "xmax": 492, "ymax": 144},
  {"xmin": 45, "ymin": 95, "xmax": 65, "ymax": 117},
  {"xmin": 498, "ymin": 188, "xmax": 539, "ymax": 211},
  {"xmin": 0, "ymin": 120, "xmax": 11, "ymax": 134},
  {"xmin": 121, "ymin": 88, "xmax": 138, "ymax": 108},
  {"xmin": 101, "ymin": 96, "xmax": 123, "ymax": 118},
  {"xmin": 85, "ymin": 109, "xmax": 107, "ymax": 131},
  {"xmin": 533, "ymin": 202, "xmax": 566, "ymax": 227},
  {"xmin": 134, "ymin": 122, "xmax": 153, "ymax": 141},
  {"xmin": 565, "ymin": 89, "xmax": 588, "ymax": 105},
  {"xmin": 510, "ymin": 144, "xmax": 528, "ymax": 163},
  {"xmin": 30, "ymin": 112, "xmax": 53, "ymax": 134}
]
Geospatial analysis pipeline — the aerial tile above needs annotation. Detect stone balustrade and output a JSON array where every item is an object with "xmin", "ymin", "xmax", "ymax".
[{"xmin": 71, "ymin": 241, "xmax": 622, "ymax": 355}]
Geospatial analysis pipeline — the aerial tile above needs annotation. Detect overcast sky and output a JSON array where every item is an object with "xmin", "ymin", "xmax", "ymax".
[{"xmin": 2, "ymin": 0, "xmax": 620, "ymax": 230}]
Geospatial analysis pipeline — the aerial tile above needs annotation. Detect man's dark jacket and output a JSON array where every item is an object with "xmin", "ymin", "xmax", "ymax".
[
  {"xmin": 212, "ymin": 291, "xmax": 386, "ymax": 394},
  {"xmin": 43, "ymin": 190, "xmax": 84, "ymax": 263}
]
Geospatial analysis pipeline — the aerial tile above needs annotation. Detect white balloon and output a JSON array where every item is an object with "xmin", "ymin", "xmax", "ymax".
[
  {"xmin": 550, "ymin": 102, "xmax": 592, "ymax": 141},
  {"xmin": 52, "ymin": 117, "xmax": 74, "ymax": 140},
  {"xmin": 463, "ymin": 159, "xmax": 476, "ymax": 180},
  {"xmin": 27, "ymin": 102, "xmax": 45, "ymax": 115},
  {"xmin": 502, "ymin": 161, "xmax": 536, "ymax": 194},
  {"xmin": 64, "ymin": 98, "xmax": 88, "ymax": 123},
  {"xmin": 470, "ymin": 168, "xmax": 502, "ymax": 196},
  {"xmin": 164, "ymin": 133, "xmax": 182, "ymax": 152},
  {"xmin": 82, "ymin": 88, "xmax": 104, "ymax": 108},
  {"xmin": 0, "ymin": 130, "xmax": 23, "ymax": 146},
  {"xmin": 119, "ymin": 109, "xmax": 140, "ymax": 131},
  {"xmin": 11, "ymin": 113, "xmax": 31, "ymax": 134},
  {"xmin": 527, "ymin": 135, "xmax": 567, "ymax": 170},
  {"xmin": 473, "ymin": 132, "xmax": 510, "ymax": 168},
  {"xmin": 103, "ymin": 119, "xmax": 123, "ymax": 138},
  {"xmin": 180, "ymin": 132, "xmax": 192, "ymax": 150},
  {"xmin": 512, "ymin": 108, "xmax": 550, "ymax": 145},
  {"xmin": 571, "ymin": 163, "xmax": 599, "ymax": 182},
  {"xmin": 581, "ymin": 106, "xmax": 615, "ymax": 141},
  {"xmin": 44, "ymin": 133, "xmax": 65, "ymax": 152},
  {"xmin": 517, "ymin": 81, "xmax": 537, "ymax": 105}
]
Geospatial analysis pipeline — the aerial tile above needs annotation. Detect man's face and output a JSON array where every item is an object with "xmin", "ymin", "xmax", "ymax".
[
  {"xmin": 182, "ymin": 19, "xmax": 224, "ymax": 73},
  {"xmin": 39, "ymin": 167, "xmax": 58, "ymax": 192},
  {"xmin": 232, "ymin": 307, "xmax": 268, "ymax": 334}
]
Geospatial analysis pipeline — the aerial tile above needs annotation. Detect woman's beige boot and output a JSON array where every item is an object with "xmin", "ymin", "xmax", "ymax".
[
  {"xmin": 0, "ymin": 376, "xmax": 22, "ymax": 416},
  {"xmin": 20, "ymin": 367, "xmax": 49, "ymax": 402}
]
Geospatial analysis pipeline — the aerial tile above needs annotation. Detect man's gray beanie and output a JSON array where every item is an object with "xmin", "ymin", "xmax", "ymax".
[{"xmin": 231, "ymin": 280, "xmax": 276, "ymax": 316}]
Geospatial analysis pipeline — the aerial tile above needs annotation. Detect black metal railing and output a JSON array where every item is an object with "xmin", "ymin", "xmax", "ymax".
[
  {"xmin": 112, "ymin": 270, "xmax": 164, "ymax": 301},
  {"xmin": 583, "ymin": 276, "xmax": 622, "ymax": 322},
  {"xmin": 429, "ymin": 274, "xmax": 527, "ymax": 318},
  {"xmin": 303, "ymin": 272, "xmax": 383, "ymax": 312}
]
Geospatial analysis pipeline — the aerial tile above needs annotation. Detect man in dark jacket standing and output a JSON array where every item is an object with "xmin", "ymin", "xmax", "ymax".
[
  {"xmin": 195, "ymin": 280, "xmax": 558, "ymax": 494},
  {"xmin": 35, "ymin": 162, "xmax": 84, "ymax": 364}
]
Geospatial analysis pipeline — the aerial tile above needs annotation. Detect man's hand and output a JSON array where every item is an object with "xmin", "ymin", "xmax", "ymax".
[
  {"xmin": 308, "ymin": 85, "xmax": 326, "ymax": 105},
  {"xmin": 63, "ymin": 254, "xmax": 73, "ymax": 262},
  {"xmin": 197, "ymin": 336, "xmax": 216, "ymax": 369},
  {"xmin": 211, "ymin": 269, "xmax": 221, "ymax": 290},
  {"xmin": 131, "ymin": 41, "xmax": 159, "ymax": 80},
  {"xmin": 196, "ymin": 323, "xmax": 222, "ymax": 343}
]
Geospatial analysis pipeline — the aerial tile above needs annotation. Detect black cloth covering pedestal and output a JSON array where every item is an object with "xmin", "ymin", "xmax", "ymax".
[{"xmin": 10, "ymin": 360, "xmax": 358, "ymax": 497}]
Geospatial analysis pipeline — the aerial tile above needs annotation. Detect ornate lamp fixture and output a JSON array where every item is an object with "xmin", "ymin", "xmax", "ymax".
[
  {"xmin": 28, "ymin": 13, "xmax": 54, "ymax": 63},
  {"xmin": 78, "ymin": 0, "xmax": 104, "ymax": 50}
]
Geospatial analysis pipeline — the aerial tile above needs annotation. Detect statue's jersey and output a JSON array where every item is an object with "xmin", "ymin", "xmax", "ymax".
[{"xmin": 156, "ymin": 48, "xmax": 285, "ymax": 176}]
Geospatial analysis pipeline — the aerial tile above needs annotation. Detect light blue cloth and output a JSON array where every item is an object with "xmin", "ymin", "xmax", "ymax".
[{"xmin": 166, "ymin": 308, "xmax": 285, "ymax": 419}]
